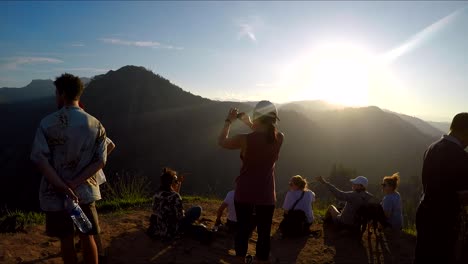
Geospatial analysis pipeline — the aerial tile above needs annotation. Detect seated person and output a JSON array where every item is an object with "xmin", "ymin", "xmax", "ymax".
[
  {"xmin": 381, "ymin": 173, "xmax": 403, "ymax": 230},
  {"xmin": 381, "ymin": 173, "xmax": 403, "ymax": 263},
  {"xmin": 281, "ymin": 175, "xmax": 316, "ymax": 235},
  {"xmin": 147, "ymin": 168, "xmax": 202, "ymax": 241},
  {"xmin": 316, "ymin": 175, "xmax": 373, "ymax": 229}
]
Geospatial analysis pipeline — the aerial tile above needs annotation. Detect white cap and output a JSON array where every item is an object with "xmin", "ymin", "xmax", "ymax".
[
  {"xmin": 253, "ymin": 100, "xmax": 280, "ymax": 120},
  {"xmin": 350, "ymin": 176, "xmax": 368, "ymax": 188}
]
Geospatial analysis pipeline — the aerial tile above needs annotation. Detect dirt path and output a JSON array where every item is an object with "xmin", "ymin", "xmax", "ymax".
[{"xmin": 0, "ymin": 200, "xmax": 416, "ymax": 263}]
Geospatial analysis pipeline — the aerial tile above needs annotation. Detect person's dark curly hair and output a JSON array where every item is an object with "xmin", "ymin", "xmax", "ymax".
[
  {"xmin": 54, "ymin": 73, "xmax": 84, "ymax": 102},
  {"xmin": 450, "ymin": 113, "xmax": 468, "ymax": 132},
  {"xmin": 159, "ymin": 167, "xmax": 178, "ymax": 192}
]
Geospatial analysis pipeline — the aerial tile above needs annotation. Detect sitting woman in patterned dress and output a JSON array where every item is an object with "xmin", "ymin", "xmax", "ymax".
[{"xmin": 146, "ymin": 168, "xmax": 202, "ymax": 241}]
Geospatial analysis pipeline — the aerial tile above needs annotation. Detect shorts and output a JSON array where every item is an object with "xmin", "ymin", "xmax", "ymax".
[{"xmin": 45, "ymin": 202, "xmax": 100, "ymax": 238}]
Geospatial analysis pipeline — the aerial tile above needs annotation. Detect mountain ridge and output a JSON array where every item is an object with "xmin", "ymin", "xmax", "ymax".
[{"xmin": 0, "ymin": 65, "xmax": 435, "ymax": 215}]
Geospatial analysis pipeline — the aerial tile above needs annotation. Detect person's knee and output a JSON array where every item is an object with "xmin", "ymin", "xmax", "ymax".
[{"xmin": 192, "ymin": 206, "xmax": 202, "ymax": 218}]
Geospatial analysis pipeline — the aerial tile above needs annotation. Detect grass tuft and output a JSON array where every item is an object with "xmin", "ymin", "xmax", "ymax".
[{"xmin": 0, "ymin": 210, "xmax": 45, "ymax": 233}]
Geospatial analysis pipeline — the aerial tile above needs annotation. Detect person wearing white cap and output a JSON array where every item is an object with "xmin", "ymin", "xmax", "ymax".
[
  {"xmin": 315, "ymin": 175, "xmax": 373, "ymax": 228},
  {"xmin": 218, "ymin": 100, "xmax": 284, "ymax": 263}
]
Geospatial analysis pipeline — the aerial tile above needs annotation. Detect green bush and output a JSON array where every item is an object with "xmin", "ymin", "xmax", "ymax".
[
  {"xmin": 101, "ymin": 170, "xmax": 151, "ymax": 201},
  {"xmin": 0, "ymin": 210, "xmax": 45, "ymax": 233},
  {"xmin": 97, "ymin": 170, "xmax": 152, "ymax": 212}
]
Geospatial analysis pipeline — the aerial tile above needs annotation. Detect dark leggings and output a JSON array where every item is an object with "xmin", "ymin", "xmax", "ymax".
[
  {"xmin": 234, "ymin": 202, "xmax": 275, "ymax": 261},
  {"xmin": 414, "ymin": 204, "xmax": 457, "ymax": 264}
]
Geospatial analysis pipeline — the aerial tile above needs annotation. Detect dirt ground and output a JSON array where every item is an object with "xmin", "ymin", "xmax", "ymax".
[{"xmin": 0, "ymin": 200, "xmax": 416, "ymax": 264}]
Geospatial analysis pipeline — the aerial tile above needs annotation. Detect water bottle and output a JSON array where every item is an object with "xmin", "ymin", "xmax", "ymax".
[{"xmin": 64, "ymin": 196, "xmax": 93, "ymax": 233}]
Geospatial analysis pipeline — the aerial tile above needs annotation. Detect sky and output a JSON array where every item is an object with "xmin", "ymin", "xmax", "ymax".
[{"xmin": 1, "ymin": 1, "xmax": 468, "ymax": 122}]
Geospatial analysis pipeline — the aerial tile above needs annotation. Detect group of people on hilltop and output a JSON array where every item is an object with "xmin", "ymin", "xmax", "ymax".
[
  {"xmin": 30, "ymin": 73, "xmax": 468, "ymax": 264},
  {"xmin": 145, "ymin": 101, "xmax": 406, "ymax": 264}
]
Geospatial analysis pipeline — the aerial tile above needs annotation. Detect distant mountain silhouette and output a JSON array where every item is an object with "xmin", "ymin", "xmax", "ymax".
[
  {"xmin": 427, "ymin": 121, "xmax": 450, "ymax": 134},
  {"xmin": 0, "ymin": 80, "xmax": 54, "ymax": 104},
  {"xmin": 279, "ymin": 100, "xmax": 345, "ymax": 113},
  {"xmin": 385, "ymin": 110, "xmax": 445, "ymax": 138},
  {"xmin": 0, "ymin": 77, "xmax": 91, "ymax": 104},
  {"xmin": 0, "ymin": 65, "xmax": 437, "ymax": 213},
  {"xmin": 81, "ymin": 65, "xmax": 210, "ymax": 119}
]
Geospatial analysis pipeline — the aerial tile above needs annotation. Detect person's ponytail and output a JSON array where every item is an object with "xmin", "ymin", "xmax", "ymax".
[
  {"xmin": 267, "ymin": 122, "xmax": 277, "ymax": 144},
  {"xmin": 258, "ymin": 115, "xmax": 277, "ymax": 144}
]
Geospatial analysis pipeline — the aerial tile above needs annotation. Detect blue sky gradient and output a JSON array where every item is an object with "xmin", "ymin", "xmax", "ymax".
[{"xmin": 1, "ymin": 1, "xmax": 468, "ymax": 121}]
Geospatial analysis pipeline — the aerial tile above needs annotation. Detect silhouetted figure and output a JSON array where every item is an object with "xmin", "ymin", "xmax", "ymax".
[
  {"xmin": 218, "ymin": 101, "xmax": 284, "ymax": 263},
  {"xmin": 147, "ymin": 168, "xmax": 202, "ymax": 241},
  {"xmin": 414, "ymin": 113, "xmax": 468, "ymax": 264},
  {"xmin": 31, "ymin": 73, "xmax": 107, "ymax": 264}
]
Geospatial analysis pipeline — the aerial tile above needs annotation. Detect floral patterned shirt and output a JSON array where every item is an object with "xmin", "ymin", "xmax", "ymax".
[
  {"xmin": 30, "ymin": 106, "xmax": 107, "ymax": 211},
  {"xmin": 149, "ymin": 190, "xmax": 184, "ymax": 239}
]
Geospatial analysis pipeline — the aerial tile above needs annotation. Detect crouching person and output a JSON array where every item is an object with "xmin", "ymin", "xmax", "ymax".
[
  {"xmin": 147, "ymin": 168, "xmax": 202, "ymax": 242},
  {"xmin": 279, "ymin": 175, "xmax": 316, "ymax": 237}
]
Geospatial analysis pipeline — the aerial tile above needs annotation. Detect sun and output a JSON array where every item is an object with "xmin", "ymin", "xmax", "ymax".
[{"xmin": 287, "ymin": 42, "xmax": 377, "ymax": 107}]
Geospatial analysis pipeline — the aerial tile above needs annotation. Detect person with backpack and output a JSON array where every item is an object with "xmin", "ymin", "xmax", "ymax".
[
  {"xmin": 280, "ymin": 175, "xmax": 316, "ymax": 237},
  {"xmin": 315, "ymin": 175, "xmax": 374, "ymax": 229},
  {"xmin": 218, "ymin": 101, "xmax": 284, "ymax": 264}
]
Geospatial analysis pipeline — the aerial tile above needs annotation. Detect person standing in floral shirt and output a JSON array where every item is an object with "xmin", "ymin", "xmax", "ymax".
[{"xmin": 31, "ymin": 73, "xmax": 107, "ymax": 264}]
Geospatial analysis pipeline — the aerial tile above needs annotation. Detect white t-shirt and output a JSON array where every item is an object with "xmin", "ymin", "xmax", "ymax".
[
  {"xmin": 224, "ymin": 190, "xmax": 237, "ymax": 222},
  {"xmin": 96, "ymin": 137, "xmax": 114, "ymax": 185},
  {"xmin": 282, "ymin": 189, "xmax": 316, "ymax": 223}
]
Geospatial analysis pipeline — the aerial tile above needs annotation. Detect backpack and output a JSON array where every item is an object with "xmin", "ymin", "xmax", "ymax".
[
  {"xmin": 279, "ymin": 191, "xmax": 308, "ymax": 237},
  {"xmin": 355, "ymin": 202, "xmax": 389, "ymax": 238}
]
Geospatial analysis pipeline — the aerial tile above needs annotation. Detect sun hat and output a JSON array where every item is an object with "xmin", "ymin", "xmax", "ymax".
[{"xmin": 350, "ymin": 176, "xmax": 368, "ymax": 188}]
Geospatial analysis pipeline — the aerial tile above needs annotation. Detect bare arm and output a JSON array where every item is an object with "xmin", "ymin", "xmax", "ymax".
[
  {"xmin": 106, "ymin": 139, "xmax": 116, "ymax": 155},
  {"xmin": 238, "ymin": 112, "xmax": 254, "ymax": 130},
  {"xmin": 171, "ymin": 175, "xmax": 184, "ymax": 194},
  {"xmin": 30, "ymin": 125, "xmax": 77, "ymax": 200},
  {"xmin": 36, "ymin": 162, "xmax": 78, "ymax": 200},
  {"xmin": 69, "ymin": 123, "xmax": 107, "ymax": 189},
  {"xmin": 218, "ymin": 108, "xmax": 244, "ymax": 149},
  {"xmin": 68, "ymin": 160, "xmax": 105, "ymax": 189},
  {"xmin": 216, "ymin": 202, "xmax": 228, "ymax": 223},
  {"xmin": 315, "ymin": 176, "xmax": 353, "ymax": 202}
]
